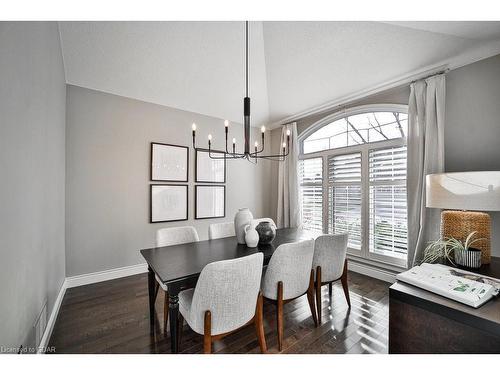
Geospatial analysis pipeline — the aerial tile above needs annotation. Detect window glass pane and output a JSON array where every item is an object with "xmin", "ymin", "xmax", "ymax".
[
  {"xmin": 303, "ymin": 111, "xmax": 407, "ymax": 153},
  {"xmin": 303, "ymin": 119, "xmax": 346, "ymax": 153}
]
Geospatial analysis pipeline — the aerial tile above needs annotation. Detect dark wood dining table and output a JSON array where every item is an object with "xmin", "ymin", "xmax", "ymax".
[{"xmin": 140, "ymin": 227, "xmax": 318, "ymax": 353}]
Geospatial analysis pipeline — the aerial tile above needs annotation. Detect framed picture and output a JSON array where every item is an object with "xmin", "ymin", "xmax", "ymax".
[
  {"xmin": 195, "ymin": 185, "xmax": 226, "ymax": 219},
  {"xmin": 195, "ymin": 149, "xmax": 226, "ymax": 183},
  {"xmin": 150, "ymin": 184, "xmax": 188, "ymax": 223},
  {"xmin": 151, "ymin": 142, "xmax": 189, "ymax": 182}
]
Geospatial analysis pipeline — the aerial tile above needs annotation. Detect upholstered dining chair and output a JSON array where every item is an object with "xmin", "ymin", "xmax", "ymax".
[
  {"xmin": 155, "ymin": 226, "xmax": 199, "ymax": 331},
  {"xmin": 312, "ymin": 233, "xmax": 350, "ymax": 325},
  {"xmin": 177, "ymin": 253, "xmax": 266, "ymax": 354},
  {"xmin": 261, "ymin": 240, "xmax": 317, "ymax": 351},
  {"xmin": 208, "ymin": 222, "xmax": 235, "ymax": 240}
]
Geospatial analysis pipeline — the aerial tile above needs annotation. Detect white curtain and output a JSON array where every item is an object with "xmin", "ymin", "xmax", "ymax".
[
  {"xmin": 407, "ymin": 74, "xmax": 446, "ymax": 267},
  {"xmin": 277, "ymin": 122, "xmax": 301, "ymax": 228}
]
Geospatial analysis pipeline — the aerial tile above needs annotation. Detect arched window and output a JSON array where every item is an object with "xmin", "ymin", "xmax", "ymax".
[{"xmin": 298, "ymin": 104, "xmax": 408, "ymax": 268}]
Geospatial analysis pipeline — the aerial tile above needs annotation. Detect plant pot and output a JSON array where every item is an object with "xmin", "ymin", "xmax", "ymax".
[{"xmin": 454, "ymin": 247, "xmax": 482, "ymax": 269}]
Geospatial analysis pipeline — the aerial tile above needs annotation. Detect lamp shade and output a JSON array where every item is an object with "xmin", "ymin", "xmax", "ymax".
[{"xmin": 426, "ymin": 171, "xmax": 500, "ymax": 211}]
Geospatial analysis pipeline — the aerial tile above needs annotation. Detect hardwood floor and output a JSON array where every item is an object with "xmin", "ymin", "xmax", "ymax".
[{"xmin": 48, "ymin": 271, "xmax": 390, "ymax": 354}]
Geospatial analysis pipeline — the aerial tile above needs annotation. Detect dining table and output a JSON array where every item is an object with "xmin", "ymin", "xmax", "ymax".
[{"xmin": 140, "ymin": 227, "xmax": 319, "ymax": 353}]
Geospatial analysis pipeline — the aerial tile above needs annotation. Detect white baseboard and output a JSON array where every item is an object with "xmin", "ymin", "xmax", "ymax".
[
  {"xmin": 37, "ymin": 262, "xmax": 149, "ymax": 353},
  {"xmin": 348, "ymin": 260, "xmax": 397, "ymax": 283},
  {"xmin": 65, "ymin": 263, "xmax": 148, "ymax": 289},
  {"xmin": 37, "ymin": 279, "xmax": 67, "ymax": 354}
]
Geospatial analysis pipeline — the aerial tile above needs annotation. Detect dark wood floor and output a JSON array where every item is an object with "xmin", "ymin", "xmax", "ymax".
[{"xmin": 49, "ymin": 271, "xmax": 390, "ymax": 354}]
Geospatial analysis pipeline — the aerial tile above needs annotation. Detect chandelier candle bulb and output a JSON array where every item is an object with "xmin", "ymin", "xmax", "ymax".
[{"xmin": 224, "ymin": 120, "xmax": 229, "ymax": 134}]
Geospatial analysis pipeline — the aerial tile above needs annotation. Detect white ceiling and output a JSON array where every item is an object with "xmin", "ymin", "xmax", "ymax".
[{"xmin": 59, "ymin": 21, "xmax": 500, "ymax": 126}]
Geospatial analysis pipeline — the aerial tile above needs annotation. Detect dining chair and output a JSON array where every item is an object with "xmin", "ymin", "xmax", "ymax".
[
  {"xmin": 312, "ymin": 233, "xmax": 350, "ymax": 325},
  {"xmin": 208, "ymin": 222, "xmax": 235, "ymax": 240},
  {"xmin": 177, "ymin": 253, "xmax": 266, "ymax": 354},
  {"xmin": 261, "ymin": 240, "xmax": 317, "ymax": 351},
  {"xmin": 155, "ymin": 226, "xmax": 199, "ymax": 331}
]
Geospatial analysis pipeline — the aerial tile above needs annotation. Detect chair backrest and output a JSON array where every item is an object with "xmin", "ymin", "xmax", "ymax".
[
  {"xmin": 208, "ymin": 222, "xmax": 235, "ymax": 240},
  {"xmin": 312, "ymin": 233, "xmax": 348, "ymax": 282},
  {"xmin": 156, "ymin": 226, "xmax": 199, "ymax": 247},
  {"xmin": 262, "ymin": 240, "xmax": 314, "ymax": 300},
  {"xmin": 251, "ymin": 217, "xmax": 276, "ymax": 229},
  {"xmin": 189, "ymin": 253, "xmax": 264, "ymax": 336}
]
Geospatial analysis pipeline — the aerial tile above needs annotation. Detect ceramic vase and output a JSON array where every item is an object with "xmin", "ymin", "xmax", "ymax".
[
  {"xmin": 234, "ymin": 208, "xmax": 253, "ymax": 244},
  {"xmin": 244, "ymin": 224, "xmax": 259, "ymax": 248},
  {"xmin": 255, "ymin": 221, "xmax": 276, "ymax": 245}
]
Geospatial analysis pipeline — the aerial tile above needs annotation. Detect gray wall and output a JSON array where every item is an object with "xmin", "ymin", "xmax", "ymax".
[
  {"xmin": 270, "ymin": 53, "xmax": 500, "ymax": 256},
  {"xmin": 65, "ymin": 85, "xmax": 272, "ymax": 277},
  {"xmin": 445, "ymin": 54, "xmax": 500, "ymax": 251},
  {"xmin": 0, "ymin": 22, "xmax": 66, "ymax": 350}
]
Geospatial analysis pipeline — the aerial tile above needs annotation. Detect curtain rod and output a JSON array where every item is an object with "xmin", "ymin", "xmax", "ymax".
[
  {"xmin": 269, "ymin": 64, "xmax": 450, "ymax": 129},
  {"xmin": 410, "ymin": 69, "xmax": 450, "ymax": 84}
]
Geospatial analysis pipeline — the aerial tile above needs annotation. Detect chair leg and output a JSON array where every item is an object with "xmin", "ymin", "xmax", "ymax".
[
  {"xmin": 341, "ymin": 259, "xmax": 351, "ymax": 308},
  {"xmin": 203, "ymin": 311, "xmax": 212, "ymax": 354},
  {"xmin": 328, "ymin": 282, "xmax": 333, "ymax": 302},
  {"xmin": 254, "ymin": 292, "xmax": 267, "ymax": 353},
  {"xmin": 177, "ymin": 313, "xmax": 184, "ymax": 350},
  {"xmin": 306, "ymin": 270, "xmax": 318, "ymax": 327},
  {"xmin": 163, "ymin": 291, "xmax": 169, "ymax": 332},
  {"xmin": 276, "ymin": 281, "xmax": 284, "ymax": 351},
  {"xmin": 315, "ymin": 266, "xmax": 322, "ymax": 325}
]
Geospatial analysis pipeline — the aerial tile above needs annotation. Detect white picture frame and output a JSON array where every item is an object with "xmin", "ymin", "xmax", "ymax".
[
  {"xmin": 195, "ymin": 185, "xmax": 225, "ymax": 219},
  {"xmin": 151, "ymin": 143, "xmax": 189, "ymax": 182},
  {"xmin": 150, "ymin": 184, "xmax": 188, "ymax": 223},
  {"xmin": 195, "ymin": 150, "xmax": 226, "ymax": 183}
]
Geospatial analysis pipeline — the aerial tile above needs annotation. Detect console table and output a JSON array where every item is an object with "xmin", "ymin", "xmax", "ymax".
[{"xmin": 389, "ymin": 257, "xmax": 500, "ymax": 353}]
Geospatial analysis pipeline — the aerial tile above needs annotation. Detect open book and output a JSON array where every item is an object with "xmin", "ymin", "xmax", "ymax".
[{"xmin": 396, "ymin": 263, "xmax": 500, "ymax": 308}]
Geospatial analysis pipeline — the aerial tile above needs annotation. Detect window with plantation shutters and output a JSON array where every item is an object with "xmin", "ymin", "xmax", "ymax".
[
  {"xmin": 328, "ymin": 153, "xmax": 362, "ymax": 249},
  {"xmin": 369, "ymin": 146, "xmax": 408, "ymax": 258},
  {"xmin": 299, "ymin": 158, "xmax": 323, "ymax": 232},
  {"xmin": 299, "ymin": 106, "xmax": 408, "ymax": 268}
]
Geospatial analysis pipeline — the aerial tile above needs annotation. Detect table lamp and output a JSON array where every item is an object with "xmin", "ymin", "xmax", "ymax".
[{"xmin": 426, "ymin": 171, "xmax": 500, "ymax": 264}]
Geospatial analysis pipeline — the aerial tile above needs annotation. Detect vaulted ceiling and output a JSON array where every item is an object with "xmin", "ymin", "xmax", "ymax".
[{"xmin": 59, "ymin": 21, "xmax": 500, "ymax": 126}]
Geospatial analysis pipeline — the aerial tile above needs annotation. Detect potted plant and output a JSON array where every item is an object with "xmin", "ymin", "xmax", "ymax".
[{"xmin": 421, "ymin": 231, "xmax": 484, "ymax": 268}]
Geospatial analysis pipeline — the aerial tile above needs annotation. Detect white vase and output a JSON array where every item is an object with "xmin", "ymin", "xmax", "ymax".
[
  {"xmin": 244, "ymin": 224, "xmax": 259, "ymax": 248},
  {"xmin": 234, "ymin": 208, "xmax": 253, "ymax": 244}
]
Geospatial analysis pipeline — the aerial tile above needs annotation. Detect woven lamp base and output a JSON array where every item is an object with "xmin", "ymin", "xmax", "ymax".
[{"xmin": 440, "ymin": 210, "xmax": 491, "ymax": 264}]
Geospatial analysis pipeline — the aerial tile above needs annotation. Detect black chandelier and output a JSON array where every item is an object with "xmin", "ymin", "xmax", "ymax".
[{"xmin": 191, "ymin": 21, "xmax": 290, "ymax": 163}]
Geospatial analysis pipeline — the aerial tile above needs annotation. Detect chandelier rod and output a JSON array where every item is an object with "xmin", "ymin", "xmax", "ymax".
[{"xmin": 246, "ymin": 20, "xmax": 249, "ymax": 98}]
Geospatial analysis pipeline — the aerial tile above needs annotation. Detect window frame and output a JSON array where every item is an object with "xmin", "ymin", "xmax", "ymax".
[{"xmin": 298, "ymin": 104, "xmax": 408, "ymax": 269}]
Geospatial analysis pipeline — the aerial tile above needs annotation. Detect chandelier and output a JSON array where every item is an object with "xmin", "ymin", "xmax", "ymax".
[{"xmin": 191, "ymin": 21, "xmax": 290, "ymax": 163}]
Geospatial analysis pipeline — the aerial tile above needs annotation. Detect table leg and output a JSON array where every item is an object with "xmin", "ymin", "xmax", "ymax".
[
  {"xmin": 168, "ymin": 288, "xmax": 180, "ymax": 353},
  {"xmin": 147, "ymin": 266, "xmax": 156, "ymax": 330}
]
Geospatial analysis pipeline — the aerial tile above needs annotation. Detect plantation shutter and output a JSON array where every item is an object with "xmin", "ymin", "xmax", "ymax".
[
  {"xmin": 369, "ymin": 146, "xmax": 408, "ymax": 258},
  {"xmin": 299, "ymin": 158, "xmax": 323, "ymax": 232},
  {"xmin": 328, "ymin": 153, "xmax": 362, "ymax": 249}
]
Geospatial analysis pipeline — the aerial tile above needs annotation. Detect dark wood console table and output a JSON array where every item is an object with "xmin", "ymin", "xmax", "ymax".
[{"xmin": 389, "ymin": 257, "xmax": 500, "ymax": 353}]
